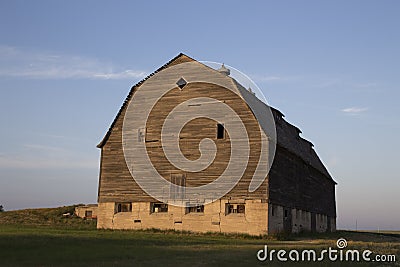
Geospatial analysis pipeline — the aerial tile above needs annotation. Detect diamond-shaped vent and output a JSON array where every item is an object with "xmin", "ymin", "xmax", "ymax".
[{"xmin": 176, "ymin": 77, "xmax": 187, "ymax": 90}]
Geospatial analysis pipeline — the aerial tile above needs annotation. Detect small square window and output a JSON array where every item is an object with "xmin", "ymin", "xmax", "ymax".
[
  {"xmin": 115, "ymin": 203, "xmax": 132, "ymax": 213},
  {"xmin": 176, "ymin": 77, "xmax": 187, "ymax": 90},
  {"xmin": 150, "ymin": 203, "xmax": 168, "ymax": 213},
  {"xmin": 225, "ymin": 203, "xmax": 245, "ymax": 215},
  {"xmin": 186, "ymin": 205, "xmax": 204, "ymax": 213}
]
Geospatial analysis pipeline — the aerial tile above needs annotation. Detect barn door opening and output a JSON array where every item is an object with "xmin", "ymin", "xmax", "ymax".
[
  {"xmin": 311, "ymin": 212, "xmax": 316, "ymax": 232},
  {"xmin": 327, "ymin": 216, "xmax": 331, "ymax": 232},
  {"xmin": 283, "ymin": 208, "xmax": 292, "ymax": 233}
]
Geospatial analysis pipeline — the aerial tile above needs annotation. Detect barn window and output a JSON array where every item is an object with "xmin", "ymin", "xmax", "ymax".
[
  {"xmin": 176, "ymin": 77, "xmax": 187, "ymax": 90},
  {"xmin": 150, "ymin": 203, "xmax": 168, "ymax": 213},
  {"xmin": 217, "ymin": 123, "xmax": 225, "ymax": 139},
  {"xmin": 225, "ymin": 203, "xmax": 245, "ymax": 215},
  {"xmin": 115, "ymin": 202, "xmax": 132, "ymax": 213},
  {"xmin": 284, "ymin": 209, "xmax": 288, "ymax": 218},
  {"xmin": 186, "ymin": 205, "xmax": 204, "ymax": 213}
]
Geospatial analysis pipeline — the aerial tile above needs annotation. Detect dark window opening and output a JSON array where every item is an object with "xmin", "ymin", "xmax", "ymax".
[
  {"xmin": 134, "ymin": 219, "xmax": 141, "ymax": 223},
  {"xmin": 271, "ymin": 205, "xmax": 275, "ymax": 216},
  {"xmin": 187, "ymin": 205, "xmax": 204, "ymax": 213},
  {"xmin": 217, "ymin": 123, "xmax": 225, "ymax": 139},
  {"xmin": 176, "ymin": 77, "xmax": 187, "ymax": 90},
  {"xmin": 150, "ymin": 203, "xmax": 168, "ymax": 213},
  {"xmin": 115, "ymin": 203, "xmax": 132, "ymax": 213},
  {"xmin": 85, "ymin": 210, "xmax": 92, "ymax": 218},
  {"xmin": 226, "ymin": 203, "xmax": 245, "ymax": 215},
  {"xmin": 145, "ymin": 140, "xmax": 159, "ymax": 143},
  {"xmin": 284, "ymin": 209, "xmax": 288, "ymax": 218}
]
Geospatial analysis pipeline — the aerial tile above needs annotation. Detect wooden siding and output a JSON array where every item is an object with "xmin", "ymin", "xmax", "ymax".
[{"xmin": 98, "ymin": 72, "xmax": 267, "ymax": 203}]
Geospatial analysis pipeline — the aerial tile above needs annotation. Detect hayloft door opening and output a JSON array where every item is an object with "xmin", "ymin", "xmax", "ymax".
[{"xmin": 217, "ymin": 123, "xmax": 225, "ymax": 139}]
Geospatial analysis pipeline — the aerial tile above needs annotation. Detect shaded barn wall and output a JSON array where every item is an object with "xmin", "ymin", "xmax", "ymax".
[
  {"xmin": 268, "ymin": 145, "xmax": 336, "ymax": 218},
  {"xmin": 267, "ymin": 203, "xmax": 335, "ymax": 234}
]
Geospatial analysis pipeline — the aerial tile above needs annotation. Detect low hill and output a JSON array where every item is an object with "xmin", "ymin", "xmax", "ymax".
[{"xmin": 0, "ymin": 205, "xmax": 96, "ymax": 228}]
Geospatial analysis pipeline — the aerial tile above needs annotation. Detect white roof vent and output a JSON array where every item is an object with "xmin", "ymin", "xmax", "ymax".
[
  {"xmin": 217, "ymin": 64, "xmax": 230, "ymax": 76},
  {"xmin": 248, "ymin": 87, "xmax": 255, "ymax": 95}
]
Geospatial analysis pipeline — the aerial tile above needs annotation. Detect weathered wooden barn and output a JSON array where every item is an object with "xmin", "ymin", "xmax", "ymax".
[{"xmin": 96, "ymin": 54, "xmax": 336, "ymax": 235}]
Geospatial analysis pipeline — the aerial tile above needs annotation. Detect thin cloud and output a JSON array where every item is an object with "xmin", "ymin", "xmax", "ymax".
[
  {"xmin": 0, "ymin": 45, "xmax": 147, "ymax": 80},
  {"xmin": 311, "ymin": 78, "xmax": 342, "ymax": 88},
  {"xmin": 341, "ymin": 107, "xmax": 368, "ymax": 114},
  {"xmin": 92, "ymin": 70, "xmax": 147, "ymax": 80},
  {"xmin": 0, "ymin": 155, "xmax": 97, "ymax": 169},
  {"xmin": 249, "ymin": 74, "xmax": 284, "ymax": 83},
  {"xmin": 353, "ymin": 82, "xmax": 378, "ymax": 88},
  {"xmin": 37, "ymin": 133, "xmax": 67, "ymax": 139},
  {"xmin": 0, "ymin": 146, "xmax": 97, "ymax": 169},
  {"xmin": 23, "ymin": 144, "xmax": 66, "ymax": 152},
  {"xmin": 253, "ymin": 75, "xmax": 282, "ymax": 82}
]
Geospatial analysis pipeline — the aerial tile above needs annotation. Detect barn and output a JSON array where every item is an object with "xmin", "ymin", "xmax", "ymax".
[{"xmin": 96, "ymin": 54, "xmax": 336, "ymax": 235}]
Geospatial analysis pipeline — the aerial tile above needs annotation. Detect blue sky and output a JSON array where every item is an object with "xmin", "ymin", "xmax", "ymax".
[{"xmin": 0, "ymin": 1, "xmax": 399, "ymax": 230}]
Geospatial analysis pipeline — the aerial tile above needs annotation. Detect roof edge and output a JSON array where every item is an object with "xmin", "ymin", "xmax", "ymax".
[{"xmin": 97, "ymin": 53, "xmax": 195, "ymax": 148}]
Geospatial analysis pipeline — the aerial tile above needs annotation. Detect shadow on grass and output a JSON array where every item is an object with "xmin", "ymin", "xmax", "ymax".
[{"xmin": 0, "ymin": 225, "xmax": 398, "ymax": 267}]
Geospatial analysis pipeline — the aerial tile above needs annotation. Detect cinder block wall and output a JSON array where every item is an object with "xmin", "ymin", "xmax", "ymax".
[
  {"xmin": 97, "ymin": 199, "xmax": 268, "ymax": 236},
  {"xmin": 291, "ymin": 208, "xmax": 311, "ymax": 233},
  {"xmin": 267, "ymin": 204, "xmax": 335, "ymax": 234}
]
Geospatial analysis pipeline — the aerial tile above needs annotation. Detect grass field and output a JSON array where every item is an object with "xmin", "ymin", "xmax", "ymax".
[{"xmin": 0, "ymin": 206, "xmax": 399, "ymax": 266}]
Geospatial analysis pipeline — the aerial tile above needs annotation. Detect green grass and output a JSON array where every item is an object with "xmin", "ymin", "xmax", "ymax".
[
  {"xmin": 0, "ymin": 207, "xmax": 399, "ymax": 266},
  {"xmin": 0, "ymin": 205, "xmax": 96, "ymax": 229}
]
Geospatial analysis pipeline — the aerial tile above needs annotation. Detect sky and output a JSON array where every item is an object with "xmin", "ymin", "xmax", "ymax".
[{"xmin": 0, "ymin": 1, "xmax": 399, "ymax": 230}]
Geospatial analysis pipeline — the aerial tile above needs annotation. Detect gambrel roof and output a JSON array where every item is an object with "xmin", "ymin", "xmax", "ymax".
[{"xmin": 97, "ymin": 53, "xmax": 335, "ymax": 183}]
